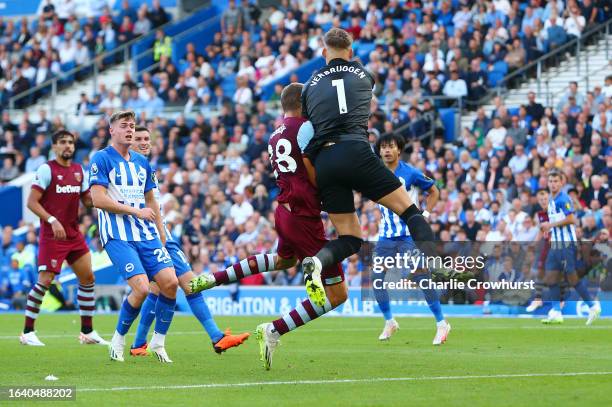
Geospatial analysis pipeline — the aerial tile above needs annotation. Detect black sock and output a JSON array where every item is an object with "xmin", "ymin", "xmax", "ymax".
[
  {"xmin": 399, "ymin": 205, "xmax": 437, "ymax": 257},
  {"xmin": 316, "ymin": 235, "xmax": 363, "ymax": 268}
]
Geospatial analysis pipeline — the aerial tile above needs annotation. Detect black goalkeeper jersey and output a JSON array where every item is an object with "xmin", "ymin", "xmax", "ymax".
[{"xmin": 301, "ymin": 58, "xmax": 375, "ymax": 155}]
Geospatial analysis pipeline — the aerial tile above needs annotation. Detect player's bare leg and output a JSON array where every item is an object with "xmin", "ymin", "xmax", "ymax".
[
  {"xmin": 257, "ymin": 280, "xmax": 348, "ymax": 370},
  {"xmin": 20, "ymin": 271, "xmax": 55, "ymax": 346},
  {"xmin": 70, "ymin": 252, "xmax": 108, "ymax": 345}
]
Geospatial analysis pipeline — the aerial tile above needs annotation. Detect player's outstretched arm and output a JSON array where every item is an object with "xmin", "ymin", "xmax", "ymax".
[
  {"xmin": 90, "ymin": 185, "xmax": 156, "ymax": 222},
  {"xmin": 425, "ymin": 185, "xmax": 440, "ymax": 213},
  {"xmin": 145, "ymin": 189, "xmax": 165, "ymax": 246},
  {"xmin": 27, "ymin": 188, "xmax": 66, "ymax": 240}
]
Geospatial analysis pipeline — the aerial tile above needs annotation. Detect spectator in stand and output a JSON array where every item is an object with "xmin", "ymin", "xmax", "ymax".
[
  {"xmin": 25, "ymin": 147, "xmax": 46, "ymax": 173},
  {"xmin": 564, "ymin": 2, "xmax": 586, "ymax": 39},
  {"xmin": 41, "ymin": 0, "xmax": 55, "ymax": 21},
  {"xmin": 233, "ymin": 76, "xmax": 253, "ymax": 108},
  {"xmin": 504, "ymin": 38, "xmax": 526, "ymax": 70},
  {"xmin": 543, "ymin": 12, "xmax": 567, "ymax": 51},
  {"xmin": 0, "ymin": 156, "xmax": 19, "ymax": 182},
  {"xmin": 557, "ymin": 81, "xmax": 586, "ymax": 112},
  {"xmin": 134, "ymin": 6, "xmax": 152, "ymax": 37},
  {"xmin": 153, "ymin": 29, "xmax": 172, "ymax": 62},
  {"xmin": 148, "ymin": 0, "xmax": 170, "ymax": 28},
  {"xmin": 117, "ymin": 16, "xmax": 135, "ymax": 45},
  {"xmin": 443, "ymin": 69, "xmax": 468, "ymax": 101},
  {"xmin": 487, "ymin": 117, "xmax": 508, "ymax": 149},
  {"xmin": 222, "ymin": 0, "xmax": 242, "ymax": 34},
  {"xmin": 118, "ymin": 0, "xmax": 137, "ymax": 25}
]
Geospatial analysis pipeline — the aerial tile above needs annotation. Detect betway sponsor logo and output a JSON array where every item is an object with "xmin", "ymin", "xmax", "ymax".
[{"xmin": 56, "ymin": 184, "xmax": 81, "ymax": 194}]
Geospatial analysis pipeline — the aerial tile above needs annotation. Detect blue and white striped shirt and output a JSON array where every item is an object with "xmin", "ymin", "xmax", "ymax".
[
  {"xmin": 547, "ymin": 191, "xmax": 577, "ymax": 245},
  {"xmin": 378, "ymin": 162, "xmax": 435, "ymax": 239},
  {"xmin": 150, "ymin": 162, "xmax": 174, "ymax": 242},
  {"xmin": 89, "ymin": 146, "xmax": 159, "ymax": 246}
]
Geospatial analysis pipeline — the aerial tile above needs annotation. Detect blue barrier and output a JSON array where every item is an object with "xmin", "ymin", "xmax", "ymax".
[
  {"xmin": 169, "ymin": 287, "xmax": 612, "ymax": 318},
  {"xmin": 0, "ymin": 0, "xmax": 40, "ymax": 15},
  {"xmin": 0, "ymin": 186, "xmax": 22, "ymax": 228},
  {"xmin": 438, "ymin": 108, "xmax": 456, "ymax": 142}
]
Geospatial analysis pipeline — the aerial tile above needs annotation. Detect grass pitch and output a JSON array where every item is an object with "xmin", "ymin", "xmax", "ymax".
[{"xmin": 1, "ymin": 313, "xmax": 611, "ymax": 406}]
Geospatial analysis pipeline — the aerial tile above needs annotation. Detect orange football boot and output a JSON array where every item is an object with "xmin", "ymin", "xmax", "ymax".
[
  {"xmin": 130, "ymin": 343, "xmax": 149, "ymax": 356},
  {"xmin": 213, "ymin": 328, "xmax": 250, "ymax": 354}
]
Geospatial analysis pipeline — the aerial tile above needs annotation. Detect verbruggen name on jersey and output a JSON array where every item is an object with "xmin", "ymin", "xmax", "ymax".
[{"xmin": 309, "ymin": 65, "xmax": 366, "ymax": 86}]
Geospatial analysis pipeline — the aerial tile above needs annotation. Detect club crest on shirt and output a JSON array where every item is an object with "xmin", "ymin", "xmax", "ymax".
[
  {"xmin": 91, "ymin": 163, "xmax": 98, "ymax": 175},
  {"xmin": 57, "ymin": 175, "xmax": 63, "ymax": 181},
  {"xmin": 74, "ymin": 172, "xmax": 82, "ymax": 182},
  {"xmin": 138, "ymin": 169, "xmax": 146, "ymax": 184},
  {"xmin": 51, "ymin": 259, "xmax": 57, "ymax": 268}
]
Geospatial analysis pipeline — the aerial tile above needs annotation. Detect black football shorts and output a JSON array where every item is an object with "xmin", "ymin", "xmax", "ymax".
[{"xmin": 314, "ymin": 140, "xmax": 402, "ymax": 213}]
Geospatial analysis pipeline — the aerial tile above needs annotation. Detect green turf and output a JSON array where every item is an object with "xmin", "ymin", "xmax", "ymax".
[{"xmin": 1, "ymin": 314, "xmax": 611, "ymax": 406}]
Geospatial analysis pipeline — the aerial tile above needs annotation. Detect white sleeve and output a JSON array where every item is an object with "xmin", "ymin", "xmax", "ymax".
[
  {"xmin": 80, "ymin": 165, "xmax": 90, "ymax": 191},
  {"xmin": 297, "ymin": 120, "xmax": 315, "ymax": 153},
  {"xmin": 32, "ymin": 163, "xmax": 52, "ymax": 190}
]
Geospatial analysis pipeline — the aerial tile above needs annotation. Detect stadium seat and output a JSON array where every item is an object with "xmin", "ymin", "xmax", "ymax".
[{"xmin": 439, "ymin": 108, "xmax": 456, "ymax": 142}]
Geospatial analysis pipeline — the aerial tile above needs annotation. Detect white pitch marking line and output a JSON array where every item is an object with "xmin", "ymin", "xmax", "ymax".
[
  {"xmin": 78, "ymin": 372, "xmax": 612, "ymax": 392},
  {"xmin": 1, "ymin": 325, "xmax": 611, "ymax": 340}
]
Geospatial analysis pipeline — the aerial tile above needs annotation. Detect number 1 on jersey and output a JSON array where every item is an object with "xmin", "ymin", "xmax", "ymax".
[{"xmin": 332, "ymin": 79, "xmax": 348, "ymax": 114}]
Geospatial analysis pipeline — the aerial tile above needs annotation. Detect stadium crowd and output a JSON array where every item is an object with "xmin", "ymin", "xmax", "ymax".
[
  {"xmin": 0, "ymin": 0, "xmax": 170, "ymax": 109},
  {"xmin": 1, "ymin": 0, "xmax": 612, "ymax": 306},
  {"xmin": 71, "ymin": 0, "xmax": 611, "ymax": 119}
]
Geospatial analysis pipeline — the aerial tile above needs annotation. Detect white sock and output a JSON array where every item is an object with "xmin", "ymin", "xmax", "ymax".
[
  {"xmin": 436, "ymin": 320, "xmax": 447, "ymax": 327},
  {"xmin": 112, "ymin": 331, "xmax": 125, "ymax": 345},
  {"xmin": 150, "ymin": 332, "xmax": 166, "ymax": 347}
]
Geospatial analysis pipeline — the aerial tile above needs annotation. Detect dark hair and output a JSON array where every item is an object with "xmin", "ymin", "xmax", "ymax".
[
  {"xmin": 109, "ymin": 110, "xmax": 136, "ymax": 125},
  {"xmin": 324, "ymin": 27, "xmax": 353, "ymax": 50},
  {"xmin": 135, "ymin": 125, "xmax": 150, "ymax": 134},
  {"xmin": 52, "ymin": 129, "xmax": 75, "ymax": 144},
  {"xmin": 375, "ymin": 133, "xmax": 405, "ymax": 157},
  {"xmin": 280, "ymin": 82, "xmax": 303, "ymax": 113}
]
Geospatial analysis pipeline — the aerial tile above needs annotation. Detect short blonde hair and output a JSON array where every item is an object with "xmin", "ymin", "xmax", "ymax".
[{"xmin": 109, "ymin": 110, "xmax": 136, "ymax": 125}]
